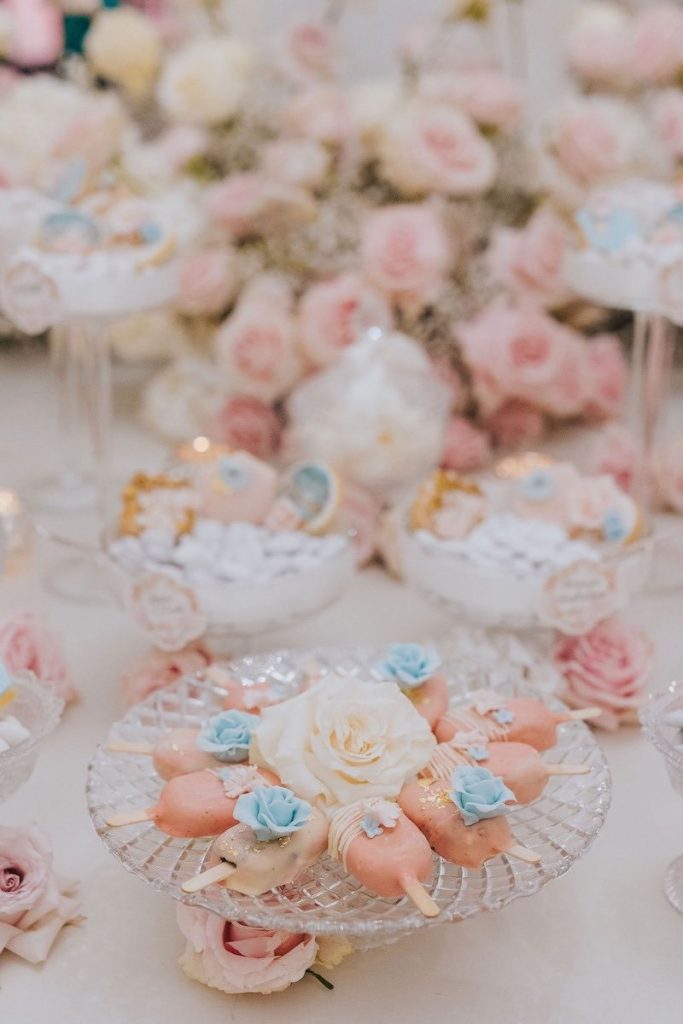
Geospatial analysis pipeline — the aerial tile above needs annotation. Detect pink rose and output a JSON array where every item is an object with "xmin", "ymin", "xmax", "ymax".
[
  {"xmin": 486, "ymin": 399, "xmax": 545, "ymax": 450},
  {"xmin": 582, "ymin": 334, "xmax": 628, "ymax": 420},
  {"xmin": 361, "ymin": 204, "xmax": 452, "ymax": 310},
  {"xmin": 378, "ymin": 101, "xmax": 497, "ymax": 197},
  {"xmin": 590, "ymin": 424, "xmax": 639, "ymax": 495},
  {"xmin": 208, "ymin": 395, "xmax": 282, "ymax": 460},
  {"xmin": 283, "ymin": 21, "xmax": 338, "ymax": 81},
  {"xmin": 260, "ymin": 139, "xmax": 330, "ymax": 189},
  {"xmin": 652, "ymin": 89, "xmax": 683, "ymax": 160},
  {"xmin": 0, "ymin": 826, "xmax": 80, "ymax": 964},
  {"xmin": 177, "ymin": 246, "xmax": 236, "ymax": 317},
  {"xmin": 567, "ymin": 5, "xmax": 631, "ymax": 86},
  {"xmin": 440, "ymin": 416, "xmax": 492, "ymax": 472},
  {"xmin": 0, "ymin": 610, "xmax": 77, "ymax": 706},
  {"xmin": 654, "ymin": 435, "xmax": 683, "ymax": 513},
  {"xmin": 333, "ymin": 481, "xmax": 382, "ymax": 567},
  {"xmin": 630, "ymin": 3, "xmax": 683, "ymax": 84},
  {"xmin": 121, "ymin": 642, "xmax": 212, "ymax": 709},
  {"xmin": 177, "ymin": 906, "xmax": 317, "ymax": 995},
  {"xmin": 157, "ymin": 125, "xmax": 209, "ymax": 170},
  {"xmin": 554, "ymin": 617, "xmax": 652, "ymax": 730},
  {"xmin": 282, "ymin": 86, "xmax": 351, "ymax": 146},
  {"xmin": 215, "ymin": 293, "xmax": 304, "ymax": 403},
  {"xmin": 5, "ymin": 0, "xmax": 64, "ymax": 69},
  {"xmin": 207, "ymin": 175, "xmax": 313, "ymax": 240},
  {"xmin": 552, "ymin": 98, "xmax": 641, "ymax": 187},
  {"xmin": 458, "ymin": 303, "xmax": 588, "ymax": 417},
  {"xmin": 298, "ymin": 273, "xmax": 393, "ymax": 367},
  {"xmin": 489, "ymin": 209, "xmax": 568, "ymax": 306},
  {"xmin": 420, "ymin": 70, "xmax": 524, "ymax": 132}
]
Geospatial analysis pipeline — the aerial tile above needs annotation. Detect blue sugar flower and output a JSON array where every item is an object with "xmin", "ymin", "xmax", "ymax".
[
  {"xmin": 450, "ymin": 766, "xmax": 514, "ymax": 826},
  {"xmin": 196, "ymin": 710, "xmax": 259, "ymax": 763},
  {"xmin": 374, "ymin": 643, "xmax": 442, "ymax": 689},
  {"xmin": 602, "ymin": 509, "xmax": 628, "ymax": 543},
  {"xmin": 217, "ymin": 457, "xmax": 249, "ymax": 492},
  {"xmin": 518, "ymin": 469, "xmax": 555, "ymax": 503},
  {"xmin": 234, "ymin": 786, "xmax": 312, "ymax": 842},
  {"xmin": 468, "ymin": 745, "xmax": 490, "ymax": 762},
  {"xmin": 493, "ymin": 708, "xmax": 515, "ymax": 726}
]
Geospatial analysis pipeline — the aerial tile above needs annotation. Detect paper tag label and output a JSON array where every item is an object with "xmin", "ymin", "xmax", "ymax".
[
  {"xmin": 0, "ymin": 260, "xmax": 62, "ymax": 335},
  {"xmin": 130, "ymin": 572, "xmax": 206, "ymax": 652},
  {"xmin": 537, "ymin": 559, "xmax": 618, "ymax": 635}
]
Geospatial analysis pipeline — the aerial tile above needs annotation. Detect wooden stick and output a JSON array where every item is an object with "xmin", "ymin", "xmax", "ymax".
[
  {"xmin": 564, "ymin": 708, "xmax": 602, "ymax": 721},
  {"xmin": 182, "ymin": 862, "xmax": 235, "ymax": 894},
  {"xmin": 107, "ymin": 740, "xmax": 155, "ymax": 755},
  {"xmin": 106, "ymin": 808, "xmax": 154, "ymax": 827},
  {"xmin": 506, "ymin": 843, "xmax": 541, "ymax": 865},
  {"xmin": 403, "ymin": 881, "xmax": 440, "ymax": 918},
  {"xmin": 545, "ymin": 764, "xmax": 591, "ymax": 776}
]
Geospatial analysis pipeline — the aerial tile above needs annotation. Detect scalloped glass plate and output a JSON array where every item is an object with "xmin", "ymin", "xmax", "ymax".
[{"xmin": 87, "ymin": 647, "xmax": 611, "ymax": 950}]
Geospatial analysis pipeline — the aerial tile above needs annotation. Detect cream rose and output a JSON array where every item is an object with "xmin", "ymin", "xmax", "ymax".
[
  {"xmin": 252, "ymin": 675, "xmax": 436, "ymax": 814},
  {"xmin": 85, "ymin": 8, "xmax": 162, "ymax": 100},
  {"xmin": 158, "ymin": 37, "xmax": 251, "ymax": 126}
]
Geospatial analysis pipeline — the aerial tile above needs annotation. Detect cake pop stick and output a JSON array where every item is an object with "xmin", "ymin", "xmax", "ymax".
[
  {"xmin": 422, "ymin": 741, "xmax": 590, "ymax": 805},
  {"xmin": 399, "ymin": 768, "xmax": 540, "ymax": 868},
  {"xmin": 182, "ymin": 787, "xmax": 328, "ymax": 896},
  {"xmin": 106, "ymin": 710, "xmax": 260, "ymax": 781},
  {"xmin": 106, "ymin": 765, "xmax": 279, "ymax": 838},
  {"xmin": 327, "ymin": 798, "xmax": 440, "ymax": 917},
  {"xmin": 435, "ymin": 691, "xmax": 600, "ymax": 752},
  {"xmin": 373, "ymin": 644, "xmax": 449, "ymax": 728}
]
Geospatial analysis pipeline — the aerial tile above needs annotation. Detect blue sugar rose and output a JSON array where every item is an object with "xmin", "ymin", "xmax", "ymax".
[
  {"xmin": 601, "ymin": 509, "xmax": 628, "ymax": 543},
  {"xmin": 374, "ymin": 643, "xmax": 442, "ymax": 689},
  {"xmin": 450, "ymin": 766, "xmax": 514, "ymax": 826},
  {"xmin": 196, "ymin": 710, "xmax": 259, "ymax": 763},
  {"xmin": 234, "ymin": 786, "xmax": 312, "ymax": 842}
]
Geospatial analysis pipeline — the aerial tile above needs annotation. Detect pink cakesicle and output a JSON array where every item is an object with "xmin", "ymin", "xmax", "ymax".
[
  {"xmin": 182, "ymin": 808, "xmax": 329, "ymax": 896},
  {"xmin": 435, "ymin": 694, "xmax": 600, "ymax": 752},
  {"xmin": 106, "ymin": 766, "xmax": 279, "ymax": 838},
  {"xmin": 327, "ymin": 798, "xmax": 440, "ymax": 917},
  {"xmin": 107, "ymin": 728, "xmax": 217, "ymax": 781},
  {"xmin": 422, "ymin": 741, "xmax": 590, "ymax": 805},
  {"xmin": 403, "ymin": 673, "xmax": 450, "ymax": 729},
  {"xmin": 399, "ymin": 780, "xmax": 539, "ymax": 868}
]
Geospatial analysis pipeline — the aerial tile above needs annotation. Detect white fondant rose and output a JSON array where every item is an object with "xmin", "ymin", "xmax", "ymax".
[
  {"xmin": 251, "ymin": 674, "xmax": 436, "ymax": 814},
  {"xmin": 158, "ymin": 37, "xmax": 252, "ymax": 126}
]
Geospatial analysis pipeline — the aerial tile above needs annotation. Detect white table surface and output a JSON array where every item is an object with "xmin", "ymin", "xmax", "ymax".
[{"xmin": 1, "ymin": 347, "xmax": 682, "ymax": 1024}]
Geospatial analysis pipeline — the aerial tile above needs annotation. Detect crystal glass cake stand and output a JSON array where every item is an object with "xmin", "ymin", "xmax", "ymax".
[
  {"xmin": 640, "ymin": 681, "xmax": 683, "ymax": 913},
  {"xmin": 0, "ymin": 671, "xmax": 63, "ymax": 803},
  {"xmin": 87, "ymin": 646, "xmax": 611, "ymax": 950}
]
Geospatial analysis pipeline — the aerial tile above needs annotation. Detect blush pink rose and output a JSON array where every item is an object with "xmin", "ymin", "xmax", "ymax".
[
  {"xmin": 121, "ymin": 642, "xmax": 212, "ymax": 709},
  {"xmin": 378, "ymin": 101, "xmax": 497, "ymax": 197},
  {"xmin": 206, "ymin": 174, "xmax": 270, "ymax": 239},
  {"xmin": 489, "ymin": 209, "xmax": 568, "ymax": 306},
  {"xmin": 654, "ymin": 435, "xmax": 683, "ymax": 513},
  {"xmin": 458, "ymin": 303, "xmax": 588, "ymax": 417},
  {"xmin": 552, "ymin": 98, "xmax": 640, "ymax": 187},
  {"xmin": 0, "ymin": 825, "xmax": 81, "ymax": 964},
  {"xmin": 284, "ymin": 21, "xmax": 338, "ymax": 80},
  {"xmin": 590, "ymin": 423, "xmax": 639, "ymax": 495},
  {"xmin": 157, "ymin": 125, "xmax": 209, "ymax": 170},
  {"xmin": 177, "ymin": 246, "xmax": 236, "ymax": 317},
  {"xmin": 215, "ymin": 295, "xmax": 304, "ymax": 404},
  {"xmin": 5, "ymin": 0, "xmax": 64, "ymax": 69},
  {"xmin": 361, "ymin": 204, "xmax": 452, "ymax": 310},
  {"xmin": 554, "ymin": 617, "xmax": 652, "ymax": 730},
  {"xmin": 282, "ymin": 85, "xmax": 351, "ymax": 146},
  {"xmin": 208, "ymin": 395, "xmax": 282, "ymax": 460},
  {"xmin": 582, "ymin": 334, "xmax": 628, "ymax": 420},
  {"xmin": 652, "ymin": 89, "xmax": 683, "ymax": 160},
  {"xmin": 298, "ymin": 272, "xmax": 393, "ymax": 367},
  {"xmin": 177, "ymin": 906, "xmax": 317, "ymax": 995},
  {"xmin": 440, "ymin": 415, "xmax": 492, "ymax": 472},
  {"xmin": 630, "ymin": 3, "xmax": 683, "ymax": 84},
  {"xmin": 486, "ymin": 399, "xmax": 545, "ymax": 450},
  {"xmin": 0, "ymin": 610, "xmax": 77, "ymax": 706},
  {"xmin": 567, "ymin": 6, "xmax": 631, "ymax": 86},
  {"xmin": 420, "ymin": 70, "xmax": 524, "ymax": 132}
]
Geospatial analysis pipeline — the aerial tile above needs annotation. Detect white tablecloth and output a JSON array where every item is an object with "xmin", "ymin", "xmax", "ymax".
[{"xmin": 1, "ymin": 348, "xmax": 681, "ymax": 1024}]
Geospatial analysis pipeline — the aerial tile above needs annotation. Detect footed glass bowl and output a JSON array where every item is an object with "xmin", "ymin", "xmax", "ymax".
[
  {"xmin": 0, "ymin": 672, "xmax": 63, "ymax": 802},
  {"xmin": 399, "ymin": 521, "xmax": 653, "ymax": 633},
  {"xmin": 640, "ymin": 681, "xmax": 683, "ymax": 913},
  {"xmin": 87, "ymin": 647, "xmax": 611, "ymax": 950}
]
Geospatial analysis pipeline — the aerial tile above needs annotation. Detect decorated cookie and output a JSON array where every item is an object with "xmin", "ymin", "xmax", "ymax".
[
  {"xmin": 410, "ymin": 469, "xmax": 484, "ymax": 534},
  {"xmin": 196, "ymin": 451, "xmax": 278, "ymax": 525},
  {"xmin": 120, "ymin": 472, "xmax": 200, "ymax": 538},
  {"xmin": 37, "ymin": 209, "xmax": 102, "ymax": 255},
  {"xmin": 271, "ymin": 462, "xmax": 341, "ymax": 535}
]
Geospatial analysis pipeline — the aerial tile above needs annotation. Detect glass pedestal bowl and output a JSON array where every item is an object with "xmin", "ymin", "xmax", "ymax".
[
  {"xmin": 399, "ymin": 520, "xmax": 654, "ymax": 634},
  {"xmin": 0, "ymin": 671, "xmax": 63, "ymax": 802},
  {"xmin": 640, "ymin": 681, "xmax": 683, "ymax": 913},
  {"xmin": 87, "ymin": 646, "xmax": 611, "ymax": 951}
]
